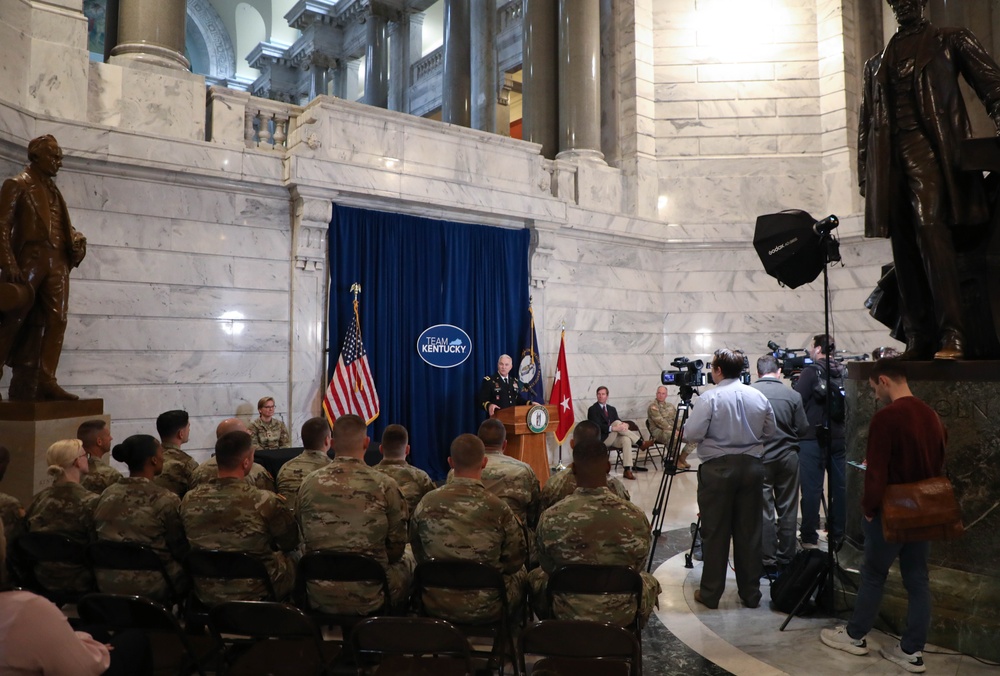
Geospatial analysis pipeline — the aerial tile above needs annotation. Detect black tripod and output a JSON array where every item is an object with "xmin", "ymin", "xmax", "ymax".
[
  {"xmin": 779, "ymin": 228, "xmax": 856, "ymax": 630},
  {"xmin": 646, "ymin": 386, "xmax": 696, "ymax": 572}
]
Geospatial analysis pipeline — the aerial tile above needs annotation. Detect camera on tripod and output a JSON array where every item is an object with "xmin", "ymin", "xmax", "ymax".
[
  {"xmin": 661, "ymin": 356, "xmax": 706, "ymax": 388},
  {"xmin": 767, "ymin": 340, "xmax": 813, "ymax": 383}
]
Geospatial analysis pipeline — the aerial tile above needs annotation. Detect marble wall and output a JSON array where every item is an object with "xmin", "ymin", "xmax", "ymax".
[{"xmin": 0, "ymin": 0, "xmax": 904, "ymax": 470}]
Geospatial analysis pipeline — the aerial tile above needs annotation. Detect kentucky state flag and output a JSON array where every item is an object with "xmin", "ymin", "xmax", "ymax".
[{"xmin": 518, "ymin": 303, "xmax": 543, "ymax": 404}]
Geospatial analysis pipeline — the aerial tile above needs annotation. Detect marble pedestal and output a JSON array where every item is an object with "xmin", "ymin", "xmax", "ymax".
[
  {"xmin": 842, "ymin": 362, "xmax": 1000, "ymax": 661},
  {"xmin": 0, "ymin": 400, "xmax": 106, "ymax": 505}
]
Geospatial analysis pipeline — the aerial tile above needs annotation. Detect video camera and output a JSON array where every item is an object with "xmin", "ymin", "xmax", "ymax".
[
  {"xmin": 661, "ymin": 356, "xmax": 706, "ymax": 388},
  {"xmin": 767, "ymin": 341, "xmax": 813, "ymax": 383}
]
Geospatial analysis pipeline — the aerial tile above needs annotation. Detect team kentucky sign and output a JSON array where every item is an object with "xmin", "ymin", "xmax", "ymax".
[{"xmin": 417, "ymin": 324, "xmax": 472, "ymax": 368}]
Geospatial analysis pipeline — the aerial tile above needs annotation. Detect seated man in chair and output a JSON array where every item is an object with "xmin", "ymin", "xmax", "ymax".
[
  {"xmin": 528, "ymin": 438, "xmax": 661, "ymax": 627},
  {"xmin": 587, "ymin": 386, "xmax": 652, "ymax": 480}
]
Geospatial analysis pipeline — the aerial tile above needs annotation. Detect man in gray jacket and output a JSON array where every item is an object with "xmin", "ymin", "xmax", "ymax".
[{"xmin": 752, "ymin": 354, "xmax": 809, "ymax": 576}]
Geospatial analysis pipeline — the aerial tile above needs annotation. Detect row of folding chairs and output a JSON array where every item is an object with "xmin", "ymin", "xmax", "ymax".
[
  {"xmin": 77, "ymin": 593, "xmax": 641, "ymax": 676},
  {"xmin": 12, "ymin": 534, "xmax": 646, "ymax": 674}
]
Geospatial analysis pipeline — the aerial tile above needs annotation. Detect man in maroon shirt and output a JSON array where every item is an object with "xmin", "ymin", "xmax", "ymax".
[{"xmin": 820, "ymin": 358, "xmax": 945, "ymax": 673}]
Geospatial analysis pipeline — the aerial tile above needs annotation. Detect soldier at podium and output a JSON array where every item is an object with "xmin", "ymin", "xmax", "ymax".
[{"xmin": 478, "ymin": 354, "xmax": 529, "ymax": 416}]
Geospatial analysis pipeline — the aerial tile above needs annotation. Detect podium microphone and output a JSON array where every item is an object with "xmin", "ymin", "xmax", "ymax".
[{"xmin": 813, "ymin": 215, "xmax": 839, "ymax": 237}]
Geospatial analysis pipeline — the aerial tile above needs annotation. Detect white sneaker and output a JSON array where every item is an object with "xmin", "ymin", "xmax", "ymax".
[
  {"xmin": 820, "ymin": 625, "xmax": 869, "ymax": 655},
  {"xmin": 880, "ymin": 642, "xmax": 926, "ymax": 673}
]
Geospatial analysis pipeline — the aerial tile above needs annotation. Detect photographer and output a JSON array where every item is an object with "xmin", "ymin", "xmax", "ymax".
[
  {"xmin": 793, "ymin": 334, "xmax": 847, "ymax": 551},
  {"xmin": 684, "ymin": 349, "xmax": 775, "ymax": 609}
]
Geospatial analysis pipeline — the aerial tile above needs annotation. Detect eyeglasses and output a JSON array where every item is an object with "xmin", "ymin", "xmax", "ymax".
[{"xmin": 262, "ymin": 405, "xmax": 275, "ymax": 410}]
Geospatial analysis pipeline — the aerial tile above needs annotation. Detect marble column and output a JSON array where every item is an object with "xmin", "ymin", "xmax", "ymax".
[
  {"xmin": 289, "ymin": 189, "xmax": 332, "ymax": 434},
  {"xmin": 556, "ymin": 0, "xmax": 604, "ymax": 162},
  {"xmin": 110, "ymin": 0, "xmax": 190, "ymax": 71},
  {"xmin": 598, "ymin": 0, "xmax": 620, "ymax": 167},
  {"xmin": 365, "ymin": 11, "xmax": 390, "ymax": 108},
  {"xmin": 470, "ymin": 0, "xmax": 497, "ymax": 133},
  {"xmin": 337, "ymin": 59, "xmax": 362, "ymax": 101},
  {"xmin": 522, "ymin": 0, "xmax": 559, "ymax": 158},
  {"xmin": 442, "ymin": 0, "xmax": 471, "ymax": 127},
  {"xmin": 388, "ymin": 18, "xmax": 409, "ymax": 113}
]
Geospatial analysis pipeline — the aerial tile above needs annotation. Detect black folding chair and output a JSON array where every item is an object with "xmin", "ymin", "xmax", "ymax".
[
  {"xmin": 209, "ymin": 600, "xmax": 341, "ymax": 675},
  {"xmin": 185, "ymin": 550, "xmax": 278, "ymax": 629},
  {"xmin": 88, "ymin": 540, "xmax": 183, "ymax": 606},
  {"xmin": 412, "ymin": 559, "xmax": 520, "ymax": 676},
  {"xmin": 643, "ymin": 419, "xmax": 668, "ymax": 468},
  {"xmin": 15, "ymin": 532, "xmax": 92, "ymax": 606},
  {"xmin": 78, "ymin": 593, "xmax": 217, "ymax": 676},
  {"xmin": 546, "ymin": 563, "xmax": 644, "ymax": 674},
  {"xmin": 296, "ymin": 551, "xmax": 392, "ymax": 630},
  {"xmin": 625, "ymin": 420, "xmax": 658, "ymax": 470},
  {"xmin": 519, "ymin": 619, "xmax": 640, "ymax": 676},
  {"xmin": 350, "ymin": 616, "xmax": 473, "ymax": 676}
]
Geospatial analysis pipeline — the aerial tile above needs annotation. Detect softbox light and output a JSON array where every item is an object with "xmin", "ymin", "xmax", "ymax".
[{"xmin": 753, "ymin": 209, "xmax": 825, "ymax": 289}]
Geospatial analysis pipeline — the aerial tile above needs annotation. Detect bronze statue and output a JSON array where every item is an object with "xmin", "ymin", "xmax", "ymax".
[
  {"xmin": 0, "ymin": 135, "xmax": 86, "ymax": 400},
  {"xmin": 859, "ymin": 0, "xmax": 1000, "ymax": 360}
]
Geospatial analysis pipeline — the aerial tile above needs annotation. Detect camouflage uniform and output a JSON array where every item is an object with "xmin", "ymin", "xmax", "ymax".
[
  {"xmin": 374, "ymin": 458, "xmax": 435, "ymax": 516},
  {"xmin": 180, "ymin": 477, "xmax": 298, "ymax": 604},
  {"xmin": 248, "ymin": 418, "xmax": 290, "ymax": 450},
  {"xmin": 276, "ymin": 450, "xmax": 331, "ymax": 500},
  {"xmin": 529, "ymin": 487, "xmax": 661, "ymax": 627},
  {"xmin": 93, "ymin": 477, "xmax": 188, "ymax": 600},
  {"xmin": 190, "ymin": 456, "xmax": 276, "ymax": 492},
  {"xmin": 539, "ymin": 466, "xmax": 630, "ymax": 513},
  {"xmin": 153, "ymin": 444, "xmax": 197, "ymax": 497},
  {"xmin": 0, "ymin": 491, "xmax": 25, "ymax": 546},
  {"xmin": 25, "ymin": 482, "xmax": 99, "ymax": 593},
  {"xmin": 411, "ymin": 477, "xmax": 527, "ymax": 623},
  {"xmin": 647, "ymin": 399, "xmax": 678, "ymax": 445},
  {"xmin": 296, "ymin": 457, "xmax": 413, "ymax": 614},
  {"xmin": 81, "ymin": 456, "xmax": 122, "ymax": 495}
]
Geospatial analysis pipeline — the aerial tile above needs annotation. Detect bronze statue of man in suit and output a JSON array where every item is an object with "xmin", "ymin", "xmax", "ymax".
[
  {"xmin": 0, "ymin": 135, "xmax": 86, "ymax": 400},
  {"xmin": 859, "ymin": 0, "xmax": 1000, "ymax": 360}
]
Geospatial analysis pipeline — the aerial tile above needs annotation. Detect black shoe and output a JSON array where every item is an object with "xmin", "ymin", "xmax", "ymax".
[{"xmin": 632, "ymin": 465, "xmax": 648, "ymax": 472}]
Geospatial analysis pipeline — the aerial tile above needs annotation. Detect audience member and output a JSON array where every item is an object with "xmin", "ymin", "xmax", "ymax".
[
  {"xmin": 25, "ymin": 439, "xmax": 98, "ymax": 594},
  {"xmin": 793, "ymin": 333, "xmax": 847, "ymax": 551},
  {"xmin": 249, "ymin": 396, "xmax": 290, "ymax": 450},
  {"xmin": 647, "ymin": 385, "xmax": 692, "ymax": 469},
  {"xmin": 684, "ymin": 349, "xmax": 775, "ymax": 610},
  {"xmin": 751, "ymin": 355, "xmax": 808, "ymax": 576},
  {"xmin": 373, "ymin": 424, "xmax": 434, "ymax": 516},
  {"xmin": 153, "ymin": 410, "xmax": 197, "ymax": 497},
  {"xmin": 529, "ymin": 437, "xmax": 661, "ymax": 627},
  {"xmin": 190, "ymin": 418, "xmax": 276, "ymax": 492},
  {"xmin": 587, "ymin": 386, "xmax": 651, "ymax": 480},
  {"xmin": 411, "ymin": 433, "xmax": 527, "ymax": 623},
  {"xmin": 78, "ymin": 419, "xmax": 122, "ymax": 494},
  {"xmin": 0, "ymin": 446, "xmax": 25, "ymax": 547},
  {"xmin": 94, "ymin": 434, "xmax": 189, "ymax": 600},
  {"xmin": 539, "ymin": 421, "xmax": 630, "ymax": 513},
  {"xmin": 181, "ymin": 431, "xmax": 297, "ymax": 603},
  {"xmin": 0, "ymin": 521, "xmax": 114, "ymax": 675},
  {"xmin": 296, "ymin": 414, "xmax": 412, "ymax": 614},
  {"xmin": 820, "ymin": 359, "xmax": 944, "ymax": 673},
  {"xmin": 277, "ymin": 417, "xmax": 333, "ymax": 500}
]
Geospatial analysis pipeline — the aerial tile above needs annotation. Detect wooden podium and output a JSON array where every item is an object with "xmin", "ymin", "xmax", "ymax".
[{"xmin": 495, "ymin": 404, "xmax": 557, "ymax": 487}]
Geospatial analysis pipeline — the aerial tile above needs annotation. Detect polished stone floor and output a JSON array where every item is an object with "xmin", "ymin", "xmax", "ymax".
[{"xmin": 609, "ymin": 457, "xmax": 1000, "ymax": 676}]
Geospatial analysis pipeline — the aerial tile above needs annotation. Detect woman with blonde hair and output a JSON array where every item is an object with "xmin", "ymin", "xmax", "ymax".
[
  {"xmin": 248, "ymin": 395, "xmax": 290, "ymax": 450},
  {"xmin": 24, "ymin": 439, "xmax": 99, "ymax": 594}
]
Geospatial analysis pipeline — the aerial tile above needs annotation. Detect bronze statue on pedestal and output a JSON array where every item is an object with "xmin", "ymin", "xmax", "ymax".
[
  {"xmin": 860, "ymin": 0, "xmax": 1000, "ymax": 360},
  {"xmin": 0, "ymin": 135, "xmax": 86, "ymax": 400}
]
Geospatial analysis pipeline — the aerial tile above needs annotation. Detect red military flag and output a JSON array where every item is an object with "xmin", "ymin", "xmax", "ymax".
[
  {"xmin": 549, "ymin": 330, "xmax": 574, "ymax": 444},
  {"xmin": 323, "ymin": 294, "xmax": 379, "ymax": 426}
]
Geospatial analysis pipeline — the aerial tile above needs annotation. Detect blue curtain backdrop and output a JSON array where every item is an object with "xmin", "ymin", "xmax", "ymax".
[{"xmin": 328, "ymin": 204, "xmax": 530, "ymax": 480}]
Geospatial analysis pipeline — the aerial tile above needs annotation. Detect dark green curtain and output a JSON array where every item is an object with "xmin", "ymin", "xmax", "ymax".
[{"xmin": 328, "ymin": 205, "xmax": 530, "ymax": 480}]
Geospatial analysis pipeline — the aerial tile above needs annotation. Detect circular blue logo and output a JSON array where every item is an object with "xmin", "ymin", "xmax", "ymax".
[{"xmin": 417, "ymin": 324, "xmax": 473, "ymax": 369}]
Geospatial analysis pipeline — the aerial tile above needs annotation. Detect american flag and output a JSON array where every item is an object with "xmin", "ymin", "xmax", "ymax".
[{"xmin": 323, "ymin": 299, "xmax": 379, "ymax": 425}]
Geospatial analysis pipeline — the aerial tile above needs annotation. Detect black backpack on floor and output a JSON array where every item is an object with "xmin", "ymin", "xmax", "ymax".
[{"xmin": 769, "ymin": 549, "xmax": 828, "ymax": 614}]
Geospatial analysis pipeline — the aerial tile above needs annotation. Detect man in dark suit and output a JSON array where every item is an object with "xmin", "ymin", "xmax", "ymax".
[
  {"xmin": 859, "ymin": 0, "xmax": 1000, "ymax": 360},
  {"xmin": 586, "ymin": 385, "xmax": 651, "ymax": 480},
  {"xmin": 0, "ymin": 135, "xmax": 86, "ymax": 400},
  {"xmin": 478, "ymin": 354, "xmax": 528, "ymax": 416}
]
